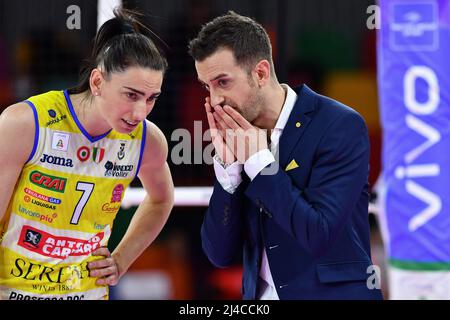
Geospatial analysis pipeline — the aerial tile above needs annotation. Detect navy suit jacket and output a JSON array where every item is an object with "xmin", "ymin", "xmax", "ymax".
[{"xmin": 201, "ymin": 85, "xmax": 383, "ymax": 300}]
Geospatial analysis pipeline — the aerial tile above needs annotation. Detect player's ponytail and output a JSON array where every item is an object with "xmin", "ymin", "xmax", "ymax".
[{"xmin": 68, "ymin": 8, "xmax": 167, "ymax": 94}]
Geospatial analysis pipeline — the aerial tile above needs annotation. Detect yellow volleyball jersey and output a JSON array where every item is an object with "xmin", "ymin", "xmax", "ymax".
[{"xmin": 0, "ymin": 90, "xmax": 146, "ymax": 300}]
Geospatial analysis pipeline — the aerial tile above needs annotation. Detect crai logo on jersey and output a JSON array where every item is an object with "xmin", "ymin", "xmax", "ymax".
[
  {"xmin": 29, "ymin": 170, "xmax": 67, "ymax": 193},
  {"xmin": 104, "ymin": 161, "xmax": 133, "ymax": 177},
  {"xmin": 40, "ymin": 154, "xmax": 74, "ymax": 167},
  {"xmin": 77, "ymin": 146, "xmax": 105, "ymax": 163},
  {"xmin": 18, "ymin": 225, "xmax": 104, "ymax": 259}
]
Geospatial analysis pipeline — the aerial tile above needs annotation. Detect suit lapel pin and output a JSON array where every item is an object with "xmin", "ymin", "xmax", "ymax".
[{"xmin": 285, "ymin": 159, "xmax": 299, "ymax": 171}]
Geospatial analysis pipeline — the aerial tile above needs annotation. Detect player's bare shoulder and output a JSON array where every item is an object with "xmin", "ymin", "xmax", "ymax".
[
  {"xmin": 141, "ymin": 119, "xmax": 169, "ymax": 169},
  {"xmin": 1, "ymin": 102, "xmax": 35, "ymax": 123},
  {"xmin": 0, "ymin": 102, "xmax": 36, "ymax": 164}
]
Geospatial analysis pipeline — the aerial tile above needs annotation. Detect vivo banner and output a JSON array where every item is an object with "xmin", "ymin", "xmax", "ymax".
[{"xmin": 377, "ymin": 0, "xmax": 450, "ymax": 299}]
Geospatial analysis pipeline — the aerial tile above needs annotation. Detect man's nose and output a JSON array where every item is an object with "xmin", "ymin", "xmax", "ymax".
[{"xmin": 209, "ymin": 89, "xmax": 224, "ymax": 107}]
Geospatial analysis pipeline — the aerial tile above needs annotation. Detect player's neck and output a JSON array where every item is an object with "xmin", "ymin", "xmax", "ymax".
[{"xmin": 69, "ymin": 92, "xmax": 111, "ymax": 137}]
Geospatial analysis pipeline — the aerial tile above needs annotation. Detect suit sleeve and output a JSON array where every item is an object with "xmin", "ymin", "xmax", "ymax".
[
  {"xmin": 201, "ymin": 179, "xmax": 246, "ymax": 267},
  {"xmin": 245, "ymin": 111, "xmax": 370, "ymax": 256}
]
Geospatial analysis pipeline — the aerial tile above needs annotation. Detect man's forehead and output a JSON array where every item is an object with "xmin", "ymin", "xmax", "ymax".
[
  {"xmin": 195, "ymin": 50, "xmax": 239, "ymax": 82},
  {"xmin": 197, "ymin": 73, "xmax": 229, "ymax": 85},
  {"xmin": 210, "ymin": 48, "xmax": 237, "ymax": 63}
]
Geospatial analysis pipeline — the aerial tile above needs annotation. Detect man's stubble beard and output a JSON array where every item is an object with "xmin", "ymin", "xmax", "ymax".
[{"xmin": 227, "ymin": 86, "xmax": 265, "ymax": 125}]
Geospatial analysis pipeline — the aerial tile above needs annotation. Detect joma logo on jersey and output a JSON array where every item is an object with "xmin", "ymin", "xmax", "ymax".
[
  {"xmin": 30, "ymin": 171, "xmax": 67, "ymax": 193},
  {"xmin": 40, "ymin": 154, "xmax": 74, "ymax": 167}
]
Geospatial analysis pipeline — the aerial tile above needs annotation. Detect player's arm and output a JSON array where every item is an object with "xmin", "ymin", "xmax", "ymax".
[
  {"xmin": 110, "ymin": 120, "xmax": 174, "ymax": 280},
  {"xmin": 0, "ymin": 103, "xmax": 36, "ymax": 222}
]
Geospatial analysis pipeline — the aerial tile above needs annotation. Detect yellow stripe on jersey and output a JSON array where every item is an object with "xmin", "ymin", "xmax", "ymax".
[{"xmin": 0, "ymin": 90, "xmax": 145, "ymax": 300}]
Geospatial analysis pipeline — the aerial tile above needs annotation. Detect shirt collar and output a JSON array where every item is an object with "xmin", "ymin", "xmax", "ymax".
[{"xmin": 274, "ymin": 84, "xmax": 298, "ymax": 131}]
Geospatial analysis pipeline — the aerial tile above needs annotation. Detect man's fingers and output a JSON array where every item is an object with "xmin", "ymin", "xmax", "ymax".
[
  {"xmin": 206, "ymin": 110, "xmax": 217, "ymax": 131},
  {"xmin": 214, "ymin": 113, "xmax": 236, "ymax": 148},
  {"xmin": 224, "ymin": 128, "xmax": 237, "ymax": 152},
  {"xmin": 204, "ymin": 101, "xmax": 213, "ymax": 113},
  {"xmin": 214, "ymin": 105, "xmax": 239, "ymax": 130},
  {"xmin": 213, "ymin": 111, "xmax": 229, "ymax": 133},
  {"xmin": 205, "ymin": 102, "xmax": 222, "ymax": 142},
  {"xmin": 223, "ymin": 105, "xmax": 252, "ymax": 130}
]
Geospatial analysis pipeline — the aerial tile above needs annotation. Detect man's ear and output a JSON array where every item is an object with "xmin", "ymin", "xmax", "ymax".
[
  {"xmin": 89, "ymin": 68, "xmax": 105, "ymax": 96},
  {"xmin": 254, "ymin": 60, "xmax": 271, "ymax": 87}
]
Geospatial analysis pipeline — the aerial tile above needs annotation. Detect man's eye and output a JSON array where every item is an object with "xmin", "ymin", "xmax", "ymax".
[
  {"xmin": 218, "ymin": 80, "xmax": 228, "ymax": 87},
  {"xmin": 126, "ymin": 92, "xmax": 137, "ymax": 100},
  {"xmin": 147, "ymin": 95, "xmax": 159, "ymax": 103}
]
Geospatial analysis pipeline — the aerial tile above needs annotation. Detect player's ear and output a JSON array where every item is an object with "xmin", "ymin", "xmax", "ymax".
[{"xmin": 89, "ymin": 68, "xmax": 104, "ymax": 96}]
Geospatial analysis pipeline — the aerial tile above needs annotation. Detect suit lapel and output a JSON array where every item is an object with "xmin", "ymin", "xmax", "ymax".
[{"xmin": 277, "ymin": 85, "xmax": 317, "ymax": 167}]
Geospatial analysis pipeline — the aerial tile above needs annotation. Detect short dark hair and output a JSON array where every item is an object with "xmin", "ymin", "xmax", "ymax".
[
  {"xmin": 188, "ymin": 11, "xmax": 274, "ymax": 74},
  {"xmin": 69, "ymin": 8, "xmax": 167, "ymax": 94}
]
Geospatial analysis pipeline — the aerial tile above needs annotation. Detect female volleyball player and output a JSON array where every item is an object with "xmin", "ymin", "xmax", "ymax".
[{"xmin": 0, "ymin": 9, "xmax": 174, "ymax": 300}]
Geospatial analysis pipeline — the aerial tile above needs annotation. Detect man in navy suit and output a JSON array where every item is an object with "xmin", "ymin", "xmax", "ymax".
[{"xmin": 189, "ymin": 11, "xmax": 383, "ymax": 300}]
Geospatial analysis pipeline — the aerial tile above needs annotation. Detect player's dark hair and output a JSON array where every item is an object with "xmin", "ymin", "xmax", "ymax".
[{"xmin": 68, "ymin": 8, "xmax": 167, "ymax": 94}]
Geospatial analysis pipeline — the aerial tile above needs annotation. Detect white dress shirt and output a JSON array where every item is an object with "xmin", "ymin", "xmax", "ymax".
[{"xmin": 213, "ymin": 84, "xmax": 298, "ymax": 300}]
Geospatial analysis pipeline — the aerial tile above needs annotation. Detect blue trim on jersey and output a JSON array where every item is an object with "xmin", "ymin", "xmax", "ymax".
[
  {"xmin": 24, "ymin": 100, "xmax": 39, "ymax": 163},
  {"xmin": 135, "ymin": 119, "xmax": 147, "ymax": 178},
  {"xmin": 63, "ymin": 90, "xmax": 111, "ymax": 143}
]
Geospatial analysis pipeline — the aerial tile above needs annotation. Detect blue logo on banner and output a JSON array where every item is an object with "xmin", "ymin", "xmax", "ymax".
[
  {"xmin": 390, "ymin": 2, "xmax": 438, "ymax": 51},
  {"xmin": 378, "ymin": 0, "xmax": 450, "ymax": 262}
]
